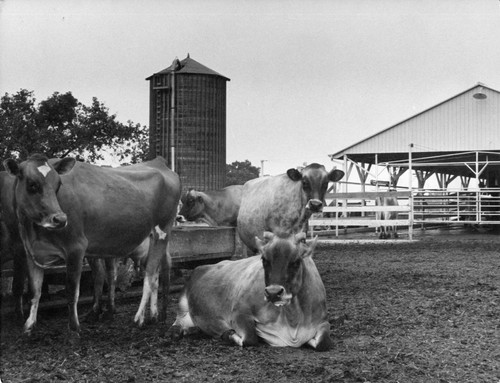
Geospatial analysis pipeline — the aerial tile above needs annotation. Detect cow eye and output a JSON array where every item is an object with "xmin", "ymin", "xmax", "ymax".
[
  {"xmin": 27, "ymin": 181, "xmax": 41, "ymax": 194},
  {"xmin": 302, "ymin": 179, "xmax": 311, "ymax": 190},
  {"xmin": 262, "ymin": 257, "xmax": 270, "ymax": 268}
]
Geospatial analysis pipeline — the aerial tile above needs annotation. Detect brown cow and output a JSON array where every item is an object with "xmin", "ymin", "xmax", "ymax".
[
  {"xmin": 169, "ymin": 231, "xmax": 332, "ymax": 351},
  {"xmin": 3, "ymin": 154, "xmax": 180, "ymax": 336},
  {"xmin": 178, "ymin": 185, "xmax": 243, "ymax": 226},
  {"xmin": 375, "ymin": 194, "xmax": 399, "ymax": 239},
  {"xmin": 237, "ymin": 163, "xmax": 344, "ymax": 252}
]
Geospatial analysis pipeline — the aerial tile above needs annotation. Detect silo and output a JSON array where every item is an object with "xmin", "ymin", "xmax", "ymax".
[{"xmin": 146, "ymin": 54, "xmax": 230, "ymax": 191}]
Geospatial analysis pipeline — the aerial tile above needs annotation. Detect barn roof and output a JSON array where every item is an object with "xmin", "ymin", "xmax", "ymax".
[
  {"xmin": 146, "ymin": 54, "xmax": 230, "ymax": 81},
  {"xmin": 328, "ymin": 83, "xmax": 500, "ymax": 178}
]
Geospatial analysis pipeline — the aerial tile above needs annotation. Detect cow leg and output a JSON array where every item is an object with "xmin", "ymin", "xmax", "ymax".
[
  {"xmin": 169, "ymin": 292, "xmax": 198, "ymax": 340},
  {"xmin": 159, "ymin": 241, "xmax": 172, "ymax": 322},
  {"xmin": 307, "ymin": 321, "xmax": 333, "ymax": 351},
  {"xmin": 103, "ymin": 257, "xmax": 117, "ymax": 320},
  {"xmin": 12, "ymin": 249, "xmax": 27, "ymax": 322},
  {"xmin": 66, "ymin": 251, "xmax": 84, "ymax": 335},
  {"xmin": 23, "ymin": 255, "xmax": 44, "ymax": 335},
  {"xmin": 84, "ymin": 258, "xmax": 105, "ymax": 322},
  {"xmin": 134, "ymin": 227, "xmax": 167, "ymax": 326}
]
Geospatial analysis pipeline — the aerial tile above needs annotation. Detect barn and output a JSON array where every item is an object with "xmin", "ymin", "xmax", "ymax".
[
  {"xmin": 146, "ymin": 54, "xmax": 230, "ymax": 191},
  {"xmin": 313, "ymin": 83, "xmax": 500, "ymax": 235}
]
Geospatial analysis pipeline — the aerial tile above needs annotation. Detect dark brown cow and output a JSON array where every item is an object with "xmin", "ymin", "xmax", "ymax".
[
  {"xmin": 169, "ymin": 231, "xmax": 332, "ymax": 351},
  {"xmin": 178, "ymin": 185, "xmax": 243, "ymax": 226},
  {"xmin": 237, "ymin": 163, "xmax": 344, "ymax": 252},
  {"xmin": 3, "ymin": 154, "xmax": 180, "ymax": 336}
]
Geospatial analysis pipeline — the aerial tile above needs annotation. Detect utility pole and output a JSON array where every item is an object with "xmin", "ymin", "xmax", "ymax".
[{"xmin": 260, "ymin": 160, "xmax": 268, "ymax": 177}]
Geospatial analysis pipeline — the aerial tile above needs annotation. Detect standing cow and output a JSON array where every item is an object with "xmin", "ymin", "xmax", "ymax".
[
  {"xmin": 169, "ymin": 231, "xmax": 332, "ymax": 351},
  {"xmin": 375, "ymin": 193, "xmax": 399, "ymax": 239},
  {"xmin": 1, "ymin": 171, "xmax": 28, "ymax": 320},
  {"xmin": 178, "ymin": 185, "xmax": 243, "ymax": 226},
  {"xmin": 237, "ymin": 163, "xmax": 344, "ymax": 252},
  {"xmin": 3, "ymin": 154, "xmax": 181, "ymax": 337}
]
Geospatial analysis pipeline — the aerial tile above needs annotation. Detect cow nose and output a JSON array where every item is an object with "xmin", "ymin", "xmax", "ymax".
[
  {"xmin": 308, "ymin": 199, "xmax": 323, "ymax": 212},
  {"xmin": 264, "ymin": 285, "xmax": 284, "ymax": 302},
  {"xmin": 51, "ymin": 213, "xmax": 67, "ymax": 228}
]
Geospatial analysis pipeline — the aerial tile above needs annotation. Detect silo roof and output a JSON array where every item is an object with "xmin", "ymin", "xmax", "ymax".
[{"xmin": 146, "ymin": 54, "xmax": 230, "ymax": 81}]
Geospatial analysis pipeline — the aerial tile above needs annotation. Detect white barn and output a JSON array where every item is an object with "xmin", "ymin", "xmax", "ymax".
[
  {"xmin": 318, "ymin": 83, "xmax": 500, "ymax": 234},
  {"xmin": 329, "ymin": 83, "xmax": 500, "ymax": 190}
]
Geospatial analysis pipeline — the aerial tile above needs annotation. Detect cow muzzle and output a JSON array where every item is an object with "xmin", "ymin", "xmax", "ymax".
[
  {"xmin": 41, "ymin": 212, "xmax": 68, "ymax": 230},
  {"xmin": 306, "ymin": 199, "xmax": 323, "ymax": 213},
  {"xmin": 264, "ymin": 285, "xmax": 292, "ymax": 307}
]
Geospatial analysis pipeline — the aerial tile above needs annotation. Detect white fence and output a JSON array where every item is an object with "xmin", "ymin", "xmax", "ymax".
[{"xmin": 308, "ymin": 189, "xmax": 500, "ymax": 240}]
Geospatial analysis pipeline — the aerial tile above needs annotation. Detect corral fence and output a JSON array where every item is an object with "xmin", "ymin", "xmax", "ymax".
[{"xmin": 309, "ymin": 188, "xmax": 500, "ymax": 240}]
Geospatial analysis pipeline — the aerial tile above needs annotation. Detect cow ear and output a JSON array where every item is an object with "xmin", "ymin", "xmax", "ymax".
[
  {"xmin": 302, "ymin": 236, "xmax": 318, "ymax": 259},
  {"xmin": 287, "ymin": 168, "xmax": 302, "ymax": 182},
  {"xmin": 255, "ymin": 236, "xmax": 265, "ymax": 253},
  {"xmin": 328, "ymin": 169, "xmax": 344, "ymax": 182},
  {"xmin": 3, "ymin": 159, "xmax": 20, "ymax": 177},
  {"xmin": 52, "ymin": 157, "xmax": 76, "ymax": 175}
]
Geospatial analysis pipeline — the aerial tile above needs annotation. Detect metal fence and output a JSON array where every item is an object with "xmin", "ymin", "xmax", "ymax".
[{"xmin": 308, "ymin": 188, "xmax": 500, "ymax": 239}]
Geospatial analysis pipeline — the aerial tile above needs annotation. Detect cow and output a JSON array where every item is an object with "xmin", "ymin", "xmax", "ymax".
[
  {"xmin": 2, "ymin": 154, "xmax": 181, "ymax": 337},
  {"xmin": 178, "ymin": 185, "xmax": 243, "ymax": 226},
  {"xmin": 169, "ymin": 231, "xmax": 332, "ymax": 351},
  {"xmin": 375, "ymin": 193, "xmax": 399, "ymax": 239},
  {"xmin": 0, "ymin": 171, "xmax": 27, "ymax": 321},
  {"xmin": 237, "ymin": 163, "xmax": 344, "ymax": 252},
  {"xmin": 1, "ymin": 169, "xmax": 150, "ymax": 324},
  {"xmin": 84, "ymin": 235, "xmax": 151, "ymax": 322}
]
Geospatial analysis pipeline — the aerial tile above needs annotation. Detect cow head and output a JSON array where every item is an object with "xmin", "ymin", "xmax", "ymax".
[
  {"xmin": 286, "ymin": 163, "xmax": 344, "ymax": 213},
  {"xmin": 178, "ymin": 189, "xmax": 204, "ymax": 221},
  {"xmin": 256, "ymin": 231, "xmax": 318, "ymax": 307},
  {"xmin": 3, "ymin": 154, "xmax": 76, "ymax": 229}
]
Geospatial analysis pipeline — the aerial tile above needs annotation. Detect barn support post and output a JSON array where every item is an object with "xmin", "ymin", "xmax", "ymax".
[{"xmin": 408, "ymin": 143, "xmax": 413, "ymax": 240}]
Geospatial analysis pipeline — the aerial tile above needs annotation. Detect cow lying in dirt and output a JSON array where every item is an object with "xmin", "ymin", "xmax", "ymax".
[{"xmin": 169, "ymin": 231, "xmax": 332, "ymax": 351}]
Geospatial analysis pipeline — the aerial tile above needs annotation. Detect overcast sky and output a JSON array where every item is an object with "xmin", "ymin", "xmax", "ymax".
[{"xmin": 1, "ymin": 0, "xmax": 500, "ymax": 175}]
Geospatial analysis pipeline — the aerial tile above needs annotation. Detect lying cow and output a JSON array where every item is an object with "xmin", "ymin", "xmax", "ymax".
[
  {"xmin": 169, "ymin": 231, "xmax": 332, "ymax": 351},
  {"xmin": 237, "ymin": 163, "xmax": 344, "ymax": 252},
  {"xmin": 375, "ymin": 194, "xmax": 399, "ymax": 239},
  {"xmin": 178, "ymin": 185, "xmax": 243, "ymax": 226},
  {"xmin": 3, "ymin": 154, "xmax": 180, "ymax": 336}
]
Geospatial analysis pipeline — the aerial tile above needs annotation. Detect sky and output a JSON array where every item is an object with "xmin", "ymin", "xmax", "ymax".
[{"xmin": 1, "ymin": 0, "xmax": 500, "ymax": 175}]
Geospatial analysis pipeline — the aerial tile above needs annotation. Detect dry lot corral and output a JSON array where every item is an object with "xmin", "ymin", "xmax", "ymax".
[{"xmin": 1, "ymin": 228, "xmax": 499, "ymax": 383}]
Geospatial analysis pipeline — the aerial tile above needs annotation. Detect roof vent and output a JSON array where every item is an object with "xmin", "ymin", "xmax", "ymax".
[{"xmin": 473, "ymin": 87, "xmax": 487, "ymax": 100}]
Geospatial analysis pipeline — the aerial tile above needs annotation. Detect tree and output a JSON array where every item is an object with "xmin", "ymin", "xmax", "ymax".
[
  {"xmin": 0, "ymin": 89, "xmax": 149, "ymax": 163},
  {"xmin": 225, "ymin": 160, "xmax": 260, "ymax": 186}
]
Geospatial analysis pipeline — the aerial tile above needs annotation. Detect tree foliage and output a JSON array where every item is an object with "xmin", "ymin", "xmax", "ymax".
[
  {"xmin": 225, "ymin": 160, "xmax": 260, "ymax": 186},
  {"xmin": 0, "ymin": 89, "xmax": 148, "ymax": 163}
]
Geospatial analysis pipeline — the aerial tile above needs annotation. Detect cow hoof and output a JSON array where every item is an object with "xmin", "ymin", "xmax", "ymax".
[
  {"xmin": 66, "ymin": 330, "xmax": 81, "ymax": 346},
  {"xmin": 82, "ymin": 309, "xmax": 101, "ymax": 323},
  {"xmin": 168, "ymin": 325, "xmax": 184, "ymax": 341},
  {"xmin": 315, "ymin": 335, "xmax": 333, "ymax": 352},
  {"xmin": 101, "ymin": 311, "xmax": 115, "ymax": 322}
]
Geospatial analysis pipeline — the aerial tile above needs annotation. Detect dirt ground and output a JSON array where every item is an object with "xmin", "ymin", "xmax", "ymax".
[{"xmin": 1, "ymin": 227, "xmax": 499, "ymax": 382}]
